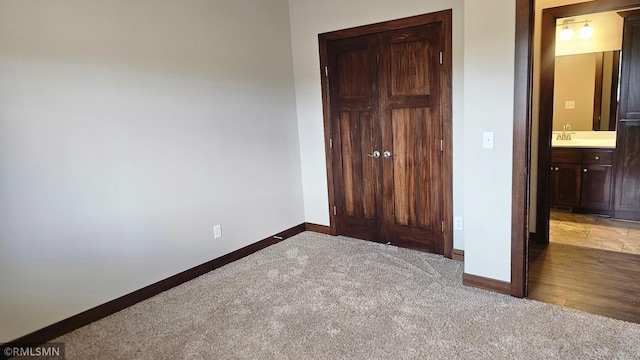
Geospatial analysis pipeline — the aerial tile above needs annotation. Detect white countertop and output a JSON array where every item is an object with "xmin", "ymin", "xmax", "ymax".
[{"xmin": 551, "ymin": 131, "xmax": 616, "ymax": 149}]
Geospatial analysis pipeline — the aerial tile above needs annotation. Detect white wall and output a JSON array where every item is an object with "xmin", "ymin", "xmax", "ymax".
[
  {"xmin": 288, "ymin": 0, "xmax": 466, "ymax": 249},
  {"xmin": 0, "ymin": 0, "xmax": 304, "ymax": 342},
  {"xmin": 553, "ymin": 53, "xmax": 597, "ymax": 131},
  {"xmin": 462, "ymin": 0, "xmax": 515, "ymax": 282}
]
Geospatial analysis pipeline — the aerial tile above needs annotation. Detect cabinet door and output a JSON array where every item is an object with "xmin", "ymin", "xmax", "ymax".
[
  {"xmin": 581, "ymin": 165, "xmax": 612, "ymax": 210},
  {"xmin": 551, "ymin": 163, "xmax": 581, "ymax": 207},
  {"xmin": 614, "ymin": 11, "xmax": 640, "ymax": 220}
]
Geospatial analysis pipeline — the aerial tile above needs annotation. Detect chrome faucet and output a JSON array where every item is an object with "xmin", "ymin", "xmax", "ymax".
[{"xmin": 557, "ymin": 123, "xmax": 573, "ymax": 140}]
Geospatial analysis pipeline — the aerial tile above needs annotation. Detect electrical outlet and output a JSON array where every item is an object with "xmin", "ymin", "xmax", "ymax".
[
  {"xmin": 454, "ymin": 217, "xmax": 463, "ymax": 230},
  {"xmin": 213, "ymin": 224, "xmax": 222, "ymax": 239}
]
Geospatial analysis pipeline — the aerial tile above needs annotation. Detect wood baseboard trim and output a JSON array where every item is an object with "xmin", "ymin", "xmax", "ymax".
[
  {"xmin": 305, "ymin": 222, "xmax": 331, "ymax": 234},
  {"xmin": 452, "ymin": 249, "xmax": 464, "ymax": 262},
  {"xmin": 463, "ymin": 273, "xmax": 511, "ymax": 295},
  {"xmin": 274, "ymin": 223, "xmax": 307, "ymax": 240},
  {"xmin": 8, "ymin": 223, "xmax": 307, "ymax": 346}
]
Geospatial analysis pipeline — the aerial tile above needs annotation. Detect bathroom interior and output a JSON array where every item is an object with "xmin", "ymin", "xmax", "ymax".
[
  {"xmin": 546, "ymin": 8, "xmax": 640, "ymax": 255},
  {"xmin": 523, "ymin": 0, "xmax": 640, "ymax": 322}
]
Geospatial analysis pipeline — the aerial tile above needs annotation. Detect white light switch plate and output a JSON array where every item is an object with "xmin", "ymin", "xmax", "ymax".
[{"xmin": 482, "ymin": 132, "xmax": 494, "ymax": 149}]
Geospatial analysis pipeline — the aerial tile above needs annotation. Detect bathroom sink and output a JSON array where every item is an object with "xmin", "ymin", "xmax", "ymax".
[{"xmin": 552, "ymin": 138, "xmax": 616, "ymax": 148}]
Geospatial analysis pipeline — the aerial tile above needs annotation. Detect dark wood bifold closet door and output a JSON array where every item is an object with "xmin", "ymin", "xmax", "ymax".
[
  {"xmin": 324, "ymin": 19, "xmax": 446, "ymax": 254},
  {"xmin": 379, "ymin": 24, "xmax": 444, "ymax": 253},
  {"xmin": 327, "ymin": 34, "xmax": 382, "ymax": 241}
]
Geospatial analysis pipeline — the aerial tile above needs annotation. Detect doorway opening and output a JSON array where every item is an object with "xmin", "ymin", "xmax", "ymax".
[{"xmin": 526, "ymin": 0, "xmax": 640, "ymax": 322}]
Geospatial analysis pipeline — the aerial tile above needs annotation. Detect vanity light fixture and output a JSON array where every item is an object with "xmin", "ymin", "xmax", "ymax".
[
  {"xmin": 579, "ymin": 21, "xmax": 594, "ymax": 38},
  {"xmin": 558, "ymin": 19, "xmax": 593, "ymax": 40},
  {"xmin": 560, "ymin": 20, "xmax": 575, "ymax": 41}
]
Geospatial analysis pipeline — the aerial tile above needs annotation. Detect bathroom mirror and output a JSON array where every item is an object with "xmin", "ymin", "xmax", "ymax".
[{"xmin": 552, "ymin": 50, "xmax": 620, "ymax": 131}]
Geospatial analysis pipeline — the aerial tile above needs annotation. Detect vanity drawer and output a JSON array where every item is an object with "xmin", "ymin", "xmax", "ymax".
[
  {"xmin": 582, "ymin": 150, "xmax": 613, "ymax": 165},
  {"xmin": 551, "ymin": 149, "xmax": 582, "ymax": 163}
]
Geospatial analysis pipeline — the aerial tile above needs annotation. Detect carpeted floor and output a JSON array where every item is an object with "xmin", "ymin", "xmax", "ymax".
[{"xmin": 53, "ymin": 232, "xmax": 640, "ymax": 359}]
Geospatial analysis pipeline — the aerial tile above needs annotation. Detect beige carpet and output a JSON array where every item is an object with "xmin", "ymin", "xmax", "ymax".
[{"xmin": 52, "ymin": 232, "xmax": 640, "ymax": 359}]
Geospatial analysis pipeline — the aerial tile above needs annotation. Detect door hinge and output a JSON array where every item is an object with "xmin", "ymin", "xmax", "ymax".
[
  {"xmin": 440, "ymin": 139, "xmax": 443, "ymax": 152},
  {"xmin": 333, "ymin": 206, "xmax": 337, "ymax": 216},
  {"xmin": 325, "ymin": 66, "xmax": 328, "ymax": 77},
  {"xmin": 330, "ymin": 138, "xmax": 333, "ymax": 149},
  {"xmin": 439, "ymin": 51, "xmax": 443, "ymax": 65},
  {"xmin": 442, "ymin": 220, "xmax": 444, "ymax": 232}
]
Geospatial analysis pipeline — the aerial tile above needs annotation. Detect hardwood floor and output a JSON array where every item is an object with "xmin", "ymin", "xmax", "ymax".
[{"xmin": 528, "ymin": 242, "xmax": 640, "ymax": 323}]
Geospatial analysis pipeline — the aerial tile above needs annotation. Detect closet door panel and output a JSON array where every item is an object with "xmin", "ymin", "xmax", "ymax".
[
  {"xmin": 327, "ymin": 35, "xmax": 383, "ymax": 241},
  {"xmin": 380, "ymin": 23, "xmax": 444, "ymax": 253}
]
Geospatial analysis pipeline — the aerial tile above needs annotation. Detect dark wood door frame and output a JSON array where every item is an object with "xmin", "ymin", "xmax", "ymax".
[
  {"xmin": 512, "ymin": 0, "xmax": 534, "ymax": 298},
  {"xmin": 512, "ymin": 0, "xmax": 640, "ymax": 298},
  {"xmin": 319, "ymin": 10, "xmax": 454, "ymax": 258}
]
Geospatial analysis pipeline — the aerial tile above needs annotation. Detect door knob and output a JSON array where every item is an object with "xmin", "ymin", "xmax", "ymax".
[
  {"xmin": 367, "ymin": 151, "xmax": 381, "ymax": 158},
  {"xmin": 583, "ymin": 169, "xmax": 588, "ymax": 173},
  {"xmin": 383, "ymin": 151, "xmax": 392, "ymax": 158}
]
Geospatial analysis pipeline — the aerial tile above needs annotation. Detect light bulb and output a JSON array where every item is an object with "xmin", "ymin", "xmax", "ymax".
[
  {"xmin": 560, "ymin": 26, "xmax": 574, "ymax": 41},
  {"xmin": 579, "ymin": 23, "xmax": 593, "ymax": 39}
]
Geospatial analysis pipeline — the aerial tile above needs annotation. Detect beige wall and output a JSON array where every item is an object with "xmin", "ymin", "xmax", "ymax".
[
  {"xmin": 553, "ymin": 53, "xmax": 597, "ymax": 131},
  {"xmin": 0, "ymin": 0, "xmax": 304, "ymax": 342}
]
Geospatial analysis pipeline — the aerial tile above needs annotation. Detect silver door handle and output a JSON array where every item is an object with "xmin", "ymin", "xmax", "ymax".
[
  {"xmin": 367, "ymin": 151, "xmax": 381, "ymax": 158},
  {"xmin": 383, "ymin": 151, "xmax": 392, "ymax": 158}
]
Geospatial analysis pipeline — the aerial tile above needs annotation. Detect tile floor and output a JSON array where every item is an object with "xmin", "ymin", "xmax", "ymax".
[{"xmin": 549, "ymin": 211, "xmax": 640, "ymax": 255}]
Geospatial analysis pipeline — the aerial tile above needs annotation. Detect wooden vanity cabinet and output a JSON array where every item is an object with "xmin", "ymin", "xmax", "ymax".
[
  {"xmin": 550, "ymin": 149, "xmax": 581, "ymax": 207},
  {"xmin": 551, "ymin": 148, "xmax": 614, "ymax": 213},
  {"xmin": 580, "ymin": 150, "xmax": 614, "ymax": 211}
]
